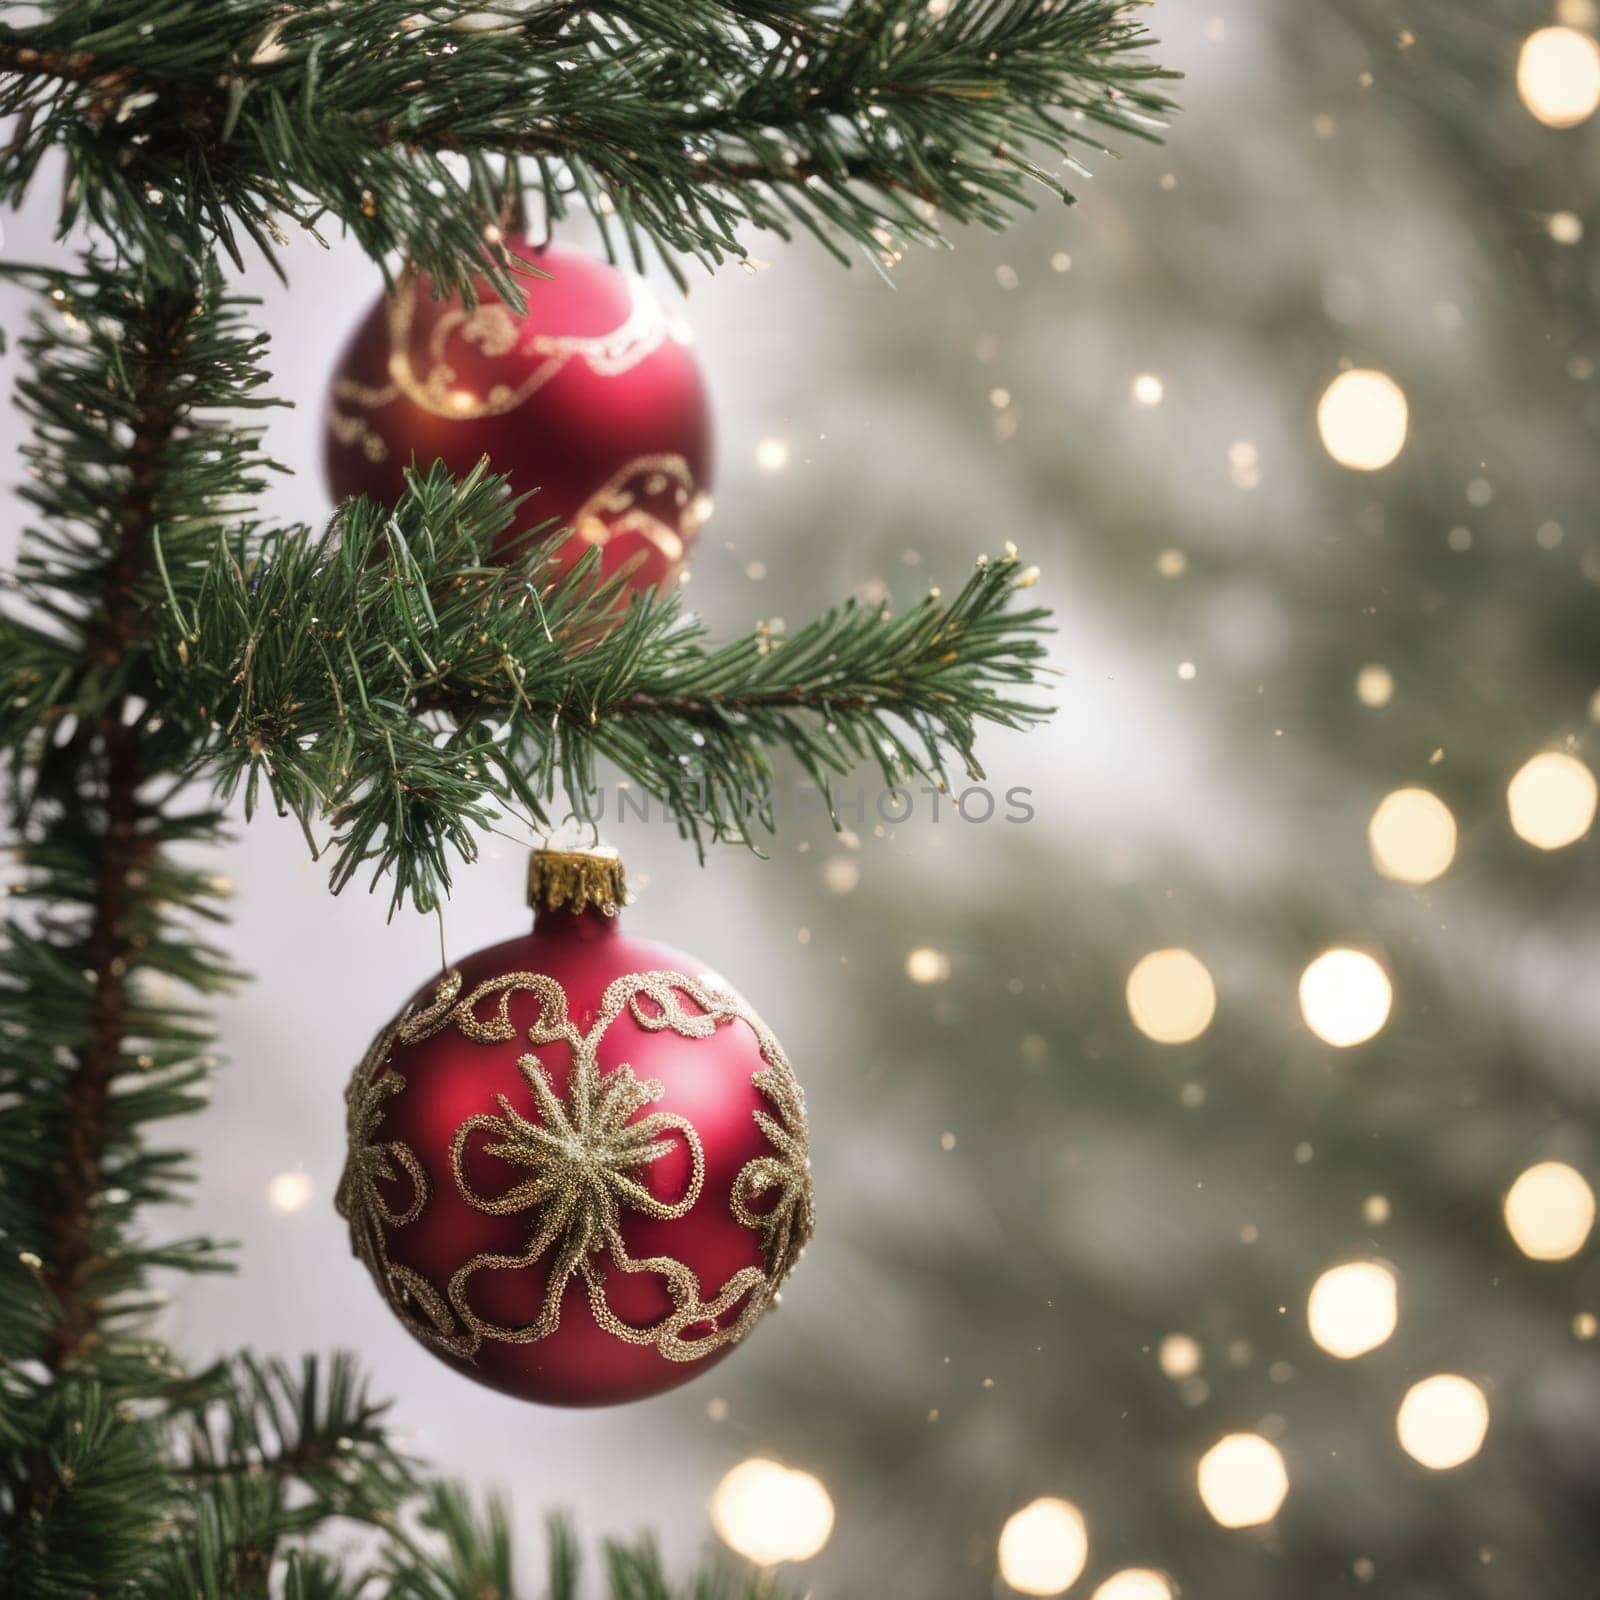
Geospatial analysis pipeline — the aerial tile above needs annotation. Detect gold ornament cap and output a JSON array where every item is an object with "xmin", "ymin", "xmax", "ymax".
[{"xmin": 526, "ymin": 846, "xmax": 627, "ymax": 917}]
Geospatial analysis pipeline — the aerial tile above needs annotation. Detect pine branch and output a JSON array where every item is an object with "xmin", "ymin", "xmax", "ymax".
[
  {"xmin": 0, "ymin": 0, "xmax": 1177, "ymax": 292},
  {"xmin": 380, "ymin": 1483, "xmax": 519, "ymax": 1600},
  {"xmin": 42, "ymin": 277, "xmax": 197, "ymax": 1372},
  {"xmin": 283, "ymin": 1553, "xmax": 382, "ymax": 1600},
  {"xmin": 0, "ymin": 262, "xmax": 256, "ymax": 1378},
  {"xmin": 0, "ymin": 1380, "xmax": 169, "ymax": 1597},
  {"xmin": 0, "ymin": 259, "xmax": 261, "ymax": 1587},
  {"xmin": 174, "ymin": 1353, "xmax": 414, "ymax": 1505},
  {"xmin": 137, "ymin": 461, "xmax": 1051, "ymax": 915},
  {"xmin": 145, "ymin": 1353, "xmax": 418, "ymax": 1597},
  {"xmin": 604, "ymin": 1536, "xmax": 785, "ymax": 1600},
  {"xmin": 379, "ymin": 1491, "xmax": 800, "ymax": 1600}
]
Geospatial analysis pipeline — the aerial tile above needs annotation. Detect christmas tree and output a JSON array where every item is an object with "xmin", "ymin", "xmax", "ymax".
[{"xmin": 0, "ymin": 1, "xmax": 1176, "ymax": 1595}]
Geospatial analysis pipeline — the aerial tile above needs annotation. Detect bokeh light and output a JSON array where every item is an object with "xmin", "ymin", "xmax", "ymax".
[
  {"xmin": 1132, "ymin": 373, "xmax": 1166, "ymax": 407},
  {"xmin": 1355, "ymin": 663, "xmax": 1395, "ymax": 707},
  {"xmin": 1298, "ymin": 949, "xmax": 1393, "ymax": 1047},
  {"xmin": 1506, "ymin": 752, "xmax": 1597, "ymax": 849},
  {"xmin": 1517, "ymin": 27, "xmax": 1600, "ymax": 128},
  {"xmin": 905, "ymin": 946, "xmax": 952, "ymax": 985},
  {"xmin": 1092, "ymin": 1571, "xmax": 1173, "ymax": 1600},
  {"xmin": 1158, "ymin": 1333, "xmax": 1202, "ymax": 1379},
  {"xmin": 997, "ymin": 1498, "xmax": 1088, "ymax": 1596},
  {"xmin": 1317, "ymin": 370, "xmax": 1408, "ymax": 470},
  {"xmin": 266, "ymin": 1170, "xmax": 314, "ymax": 1213},
  {"xmin": 755, "ymin": 437, "xmax": 791, "ymax": 471},
  {"xmin": 823, "ymin": 856, "xmax": 860, "ymax": 895},
  {"xmin": 1368, "ymin": 788, "xmax": 1457, "ymax": 884},
  {"xmin": 1307, "ymin": 1261, "xmax": 1398, "ymax": 1358},
  {"xmin": 1503, "ymin": 1161, "xmax": 1596, "ymax": 1261},
  {"xmin": 710, "ymin": 1459, "xmax": 834, "ymax": 1565},
  {"xmin": 1550, "ymin": 209, "xmax": 1585, "ymax": 244},
  {"xmin": 1396, "ymin": 1376, "xmax": 1489, "ymax": 1470},
  {"xmin": 1197, "ymin": 1434, "xmax": 1289, "ymax": 1528},
  {"xmin": 1126, "ymin": 949, "xmax": 1217, "ymax": 1044}
]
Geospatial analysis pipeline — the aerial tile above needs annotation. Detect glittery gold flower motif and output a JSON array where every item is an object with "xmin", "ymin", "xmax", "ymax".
[{"xmin": 446, "ymin": 1049, "xmax": 707, "ymax": 1344}]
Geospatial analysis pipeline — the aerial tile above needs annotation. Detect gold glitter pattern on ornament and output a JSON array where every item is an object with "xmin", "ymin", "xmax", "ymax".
[
  {"xmin": 396, "ymin": 967, "xmax": 464, "ymax": 1041},
  {"xmin": 572, "ymin": 453, "xmax": 703, "ymax": 562},
  {"xmin": 331, "ymin": 272, "xmax": 670, "ymax": 422},
  {"xmin": 732, "ymin": 1064, "xmax": 813, "ymax": 1284},
  {"xmin": 447, "ymin": 1032, "xmax": 710, "ymax": 1349},
  {"xmin": 337, "ymin": 967, "xmax": 813, "ymax": 1366},
  {"xmin": 335, "ymin": 1020, "xmax": 466, "ymax": 1356},
  {"xmin": 628, "ymin": 978, "xmax": 815, "ymax": 1286},
  {"xmin": 325, "ymin": 402, "xmax": 391, "ymax": 462}
]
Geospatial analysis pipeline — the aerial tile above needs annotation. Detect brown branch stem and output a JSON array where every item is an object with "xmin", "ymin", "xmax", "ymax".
[{"xmin": 608, "ymin": 688, "xmax": 877, "ymax": 718}]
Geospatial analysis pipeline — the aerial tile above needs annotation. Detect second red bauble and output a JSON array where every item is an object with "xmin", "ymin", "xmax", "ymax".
[
  {"xmin": 335, "ymin": 850, "xmax": 813, "ymax": 1407},
  {"xmin": 323, "ymin": 241, "xmax": 714, "ymax": 595}
]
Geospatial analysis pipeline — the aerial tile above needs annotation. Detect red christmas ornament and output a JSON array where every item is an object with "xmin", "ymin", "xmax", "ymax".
[
  {"xmin": 336, "ymin": 850, "xmax": 813, "ymax": 1407},
  {"xmin": 323, "ymin": 242, "xmax": 714, "ymax": 595}
]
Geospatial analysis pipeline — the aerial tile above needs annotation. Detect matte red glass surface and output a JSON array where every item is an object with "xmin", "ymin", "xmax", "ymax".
[
  {"xmin": 367, "ymin": 908, "xmax": 771, "ymax": 1406},
  {"xmin": 324, "ymin": 241, "xmax": 712, "ymax": 595}
]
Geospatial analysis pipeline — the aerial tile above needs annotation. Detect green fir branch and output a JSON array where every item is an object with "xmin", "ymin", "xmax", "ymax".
[
  {"xmin": 0, "ymin": 0, "xmax": 1176, "ymax": 291},
  {"xmin": 141, "ymin": 459, "xmax": 1051, "ymax": 915},
  {"xmin": 0, "ymin": 260, "xmax": 261, "ymax": 1390},
  {"xmin": 0, "ymin": 257, "xmax": 251, "ymax": 1592},
  {"xmin": 0, "ymin": 1381, "xmax": 169, "ymax": 1598},
  {"xmin": 152, "ymin": 1353, "xmax": 417, "ymax": 1597},
  {"xmin": 379, "ymin": 1491, "xmax": 799, "ymax": 1600},
  {"xmin": 173, "ymin": 1353, "xmax": 415, "ymax": 1509}
]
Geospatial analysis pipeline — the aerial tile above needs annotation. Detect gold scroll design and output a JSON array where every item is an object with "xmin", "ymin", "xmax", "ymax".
[
  {"xmin": 330, "ymin": 271, "xmax": 671, "ymax": 430},
  {"xmin": 347, "ymin": 967, "xmax": 813, "ymax": 1365},
  {"xmin": 572, "ymin": 453, "xmax": 709, "ymax": 564},
  {"xmin": 334, "ymin": 995, "xmax": 462, "ymax": 1356}
]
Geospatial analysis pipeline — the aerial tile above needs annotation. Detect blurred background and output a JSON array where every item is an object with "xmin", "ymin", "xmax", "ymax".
[{"xmin": 5, "ymin": 0, "xmax": 1600, "ymax": 1595}]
